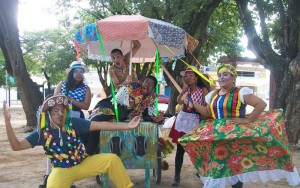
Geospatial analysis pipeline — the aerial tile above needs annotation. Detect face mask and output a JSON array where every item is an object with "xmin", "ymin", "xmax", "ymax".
[{"xmin": 73, "ymin": 68, "xmax": 84, "ymax": 79}]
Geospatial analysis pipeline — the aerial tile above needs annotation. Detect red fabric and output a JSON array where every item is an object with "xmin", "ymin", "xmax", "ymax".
[{"xmin": 169, "ymin": 118, "xmax": 185, "ymax": 144}]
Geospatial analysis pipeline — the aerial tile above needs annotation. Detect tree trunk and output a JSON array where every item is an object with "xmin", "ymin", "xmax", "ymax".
[
  {"xmin": 0, "ymin": 0, "xmax": 43, "ymax": 128},
  {"xmin": 236, "ymin": 0, "xmax": 300, "ymax": 143},
  {"xmin": 97, "ymin": 64, "xmax": 111, "ymax": 96},
  {"xmin": 284, "ymin": 54, "xmax": 300, "ymax": 144}
]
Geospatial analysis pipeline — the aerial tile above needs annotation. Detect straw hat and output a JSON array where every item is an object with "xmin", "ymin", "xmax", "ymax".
[
  {"xmin": 66, "ymin": 61, "xmax": 89, "ymax": 74},
  {"xmin": 180, "ymin": 66, "xmax": 211, "ymax": 90},
  {"xmin": 180, "ymin": 66, "xmax": 199, "ymax": 76}
]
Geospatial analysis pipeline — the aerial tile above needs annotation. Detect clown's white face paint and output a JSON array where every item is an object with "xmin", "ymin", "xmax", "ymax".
[
  {"xmin": 217, "ymin": 71, "xmax": 235, "ymax": 87},
  {"xmin": 73, "ymin": 68, "xmax": 84, "ymax": 82}
]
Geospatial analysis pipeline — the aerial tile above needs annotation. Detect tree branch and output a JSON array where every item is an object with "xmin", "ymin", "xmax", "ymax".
[
  {"xmin": 255, "ymin": 0, "xmax": 271, "ymax": 46},
  {"xmin": 284, "ymin": 0, "xmax": 299, "ymax": 59},
  {"xmin": 235, "ymin": 0, "xmax": 282, "ymax": 71}
]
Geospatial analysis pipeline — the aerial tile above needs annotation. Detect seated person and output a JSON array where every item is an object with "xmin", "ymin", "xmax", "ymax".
[
  {"xmin": 85, "ymin": 75, "xmax": 165, "ymax": 155},
  {"xmin": 109, "ymin": 40, "xmax": 141, "ymax": 89}
]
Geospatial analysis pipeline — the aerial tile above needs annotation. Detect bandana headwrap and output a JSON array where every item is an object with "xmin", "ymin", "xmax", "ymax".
[{"xmin": 217, "ymin": 64, "xmax": 237, "ymax": 77}]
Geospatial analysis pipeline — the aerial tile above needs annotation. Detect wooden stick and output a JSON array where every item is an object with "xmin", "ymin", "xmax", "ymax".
[{"xmin": 160, "ymin": 64, "xmax": 182, "ymax": 93}]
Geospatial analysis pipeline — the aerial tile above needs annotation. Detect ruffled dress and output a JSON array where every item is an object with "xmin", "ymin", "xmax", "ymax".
[{"xmin": 178, "ymin": 87, "xmax": 300, "ymax": 187}]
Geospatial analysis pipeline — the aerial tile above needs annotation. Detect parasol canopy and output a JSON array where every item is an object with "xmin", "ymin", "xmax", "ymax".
[{"xmin": 74, "ymin": 14, "xmax": 199, "ymax": 63}]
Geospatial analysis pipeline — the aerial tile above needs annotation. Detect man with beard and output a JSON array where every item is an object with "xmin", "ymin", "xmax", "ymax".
[{"xmin": 85, "ymin": 75, "xmax": 165, "ymax": 155}]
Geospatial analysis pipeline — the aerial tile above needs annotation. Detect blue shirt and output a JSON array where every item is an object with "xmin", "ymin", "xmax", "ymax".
[{"xmin": 26, "ymin": 117, "xmax": 90, "ymax": 148}]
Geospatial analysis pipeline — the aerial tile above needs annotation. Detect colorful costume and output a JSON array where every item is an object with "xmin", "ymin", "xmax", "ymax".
[
  {"xmin": 109, "ymin": 64, "xmax": 138, "ymax": 88},
  {"xmin": 168, "ymin": 85, "xmax": 206, "ymax": 186},
  {"xmin": 86, "ymin": 82, "xmax": 157, "ymax": 155},
  {"xmin": 178, "ymin": 87, "xmax": 300, "ymax": 187},
  {"xmin": 29, "ymin": 95, "xmax": 133, "ymax": 188},
  {"xmin": 169, "ymin": 86, "xmax": 204, "ymax": 143},
  {"xmin": 92, "ymin": 82, "xmax": 157, "ymax": 119}
]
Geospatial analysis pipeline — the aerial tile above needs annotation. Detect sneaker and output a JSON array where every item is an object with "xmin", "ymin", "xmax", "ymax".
[{"xmin": 38, "ymin": 175, "xmax": 48, "ymax": 188}]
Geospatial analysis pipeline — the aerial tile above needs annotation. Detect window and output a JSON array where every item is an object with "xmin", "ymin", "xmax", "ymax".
[{"xmin": 237, "ymin": 71, "xmax": 255, "ymax": 77}]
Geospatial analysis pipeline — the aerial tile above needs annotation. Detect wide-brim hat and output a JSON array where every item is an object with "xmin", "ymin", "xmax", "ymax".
[
  {"xmin": 41, "ymin": 94, "xmax": 69, "ymax": 112},
  {"xmin": 66, "ymin": 61, "xmax": 89, "ymax": 74},
  {"xmin": 180, "ymin": 66, "xmax": 199, "ymax": 76},
  {"xmin": 180, "ymin": 66, "xmax": 211, "ymax": 90}
]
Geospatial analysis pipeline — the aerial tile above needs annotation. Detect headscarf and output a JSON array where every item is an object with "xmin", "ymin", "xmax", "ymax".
[{"xmin": 217, "ymin": 64, "xmax": 237, "ymax": 77}]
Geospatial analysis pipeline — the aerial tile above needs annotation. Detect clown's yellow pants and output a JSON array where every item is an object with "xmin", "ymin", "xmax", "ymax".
[{"xmin": 47, "ymin": 153, "xmax": 133, "ymax": 188}]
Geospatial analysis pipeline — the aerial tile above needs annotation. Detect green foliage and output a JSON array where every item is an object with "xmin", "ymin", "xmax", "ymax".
[
  {"xmin": 21, "ymin": 29, "xmax": 77, "ymax": 85},
  {"xmin": 0, "ymin": 50, "xmax": 6, "ymax": 87},
  {"xmin": 0, "ymin": 49, "xmax": 15, "ymax": 87},
  {"xmin": 199, "ymin": 0, "xmax": 244, "ymax": 63}
]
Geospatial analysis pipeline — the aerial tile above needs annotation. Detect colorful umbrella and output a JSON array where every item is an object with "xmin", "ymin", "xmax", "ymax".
[
  {"xmin": 74, "ymin": 15, "xmax": 200, "ymax": 121},
  {"xmin": 74, "ymin": 14, "xmax": 199, "ymax": 63}
]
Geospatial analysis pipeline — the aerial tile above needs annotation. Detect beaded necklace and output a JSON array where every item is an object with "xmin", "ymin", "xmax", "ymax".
[{"xmin": 43, "ymin": 110, "xmax": 86, "ymax": 168}]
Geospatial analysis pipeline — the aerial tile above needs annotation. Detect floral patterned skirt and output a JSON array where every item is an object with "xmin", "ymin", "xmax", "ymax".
[{"xmin": 178, "ymin": 109, "xmax": 300, "ymax": 188}]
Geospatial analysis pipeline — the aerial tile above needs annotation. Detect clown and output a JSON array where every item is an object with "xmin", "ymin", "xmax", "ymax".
[
  {"xmin": 3, "ymin": 95, "xmax": 141, "ymax": 188},
  {"xmin": 180, "ymin": 64, "xmax": 300, "ymax": 188}
]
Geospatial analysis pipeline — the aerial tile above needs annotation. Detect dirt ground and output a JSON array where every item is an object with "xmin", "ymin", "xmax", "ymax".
[{"xmin": 0, "ymin": 106, "xmax": 300, "ymax": 188}]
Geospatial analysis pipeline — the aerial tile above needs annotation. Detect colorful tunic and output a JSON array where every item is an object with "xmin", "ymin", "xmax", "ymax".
[
  {"xmin": 178, "ymin": 87, "xmax": 300, "ymax": 187},
  {"xmin": 210, "ymin": 87, "xmax": 246, "ymax": 119},
  {"xmin": 109, "ymin": 64, "xmax": 138, "ymax": 87},
  {"xmin": 92, "ymin": 82, "xmax": 157, "ymax": 120},
  {"xmin": 43, "ymin": 112, "xmax": 86, "ymax": 168}
]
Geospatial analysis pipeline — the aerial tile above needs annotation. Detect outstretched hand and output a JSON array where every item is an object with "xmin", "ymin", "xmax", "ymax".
[
  {"xmin": 127, "ymin": 116, "xmax": 141, "ymax": 129},
  {"xmin": 3, "ymin": 100, "xmax": 11, "ymax": 121}
]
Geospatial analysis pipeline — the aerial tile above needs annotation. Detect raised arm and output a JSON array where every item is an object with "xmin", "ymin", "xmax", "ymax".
[
  {"xmin": 234, "ymin": 94, "xmax": 267, "ymax": 124},
  {"xmin": 54, "ymin": 81, "xmax": 63, "ymax": 94},
  {"xmin": 3, "ymin": 101, "xmax": 33, "ymax": 151},
  {"xmin": 89, "ymin": 116, "xmax": 141, "ymax": 131}
]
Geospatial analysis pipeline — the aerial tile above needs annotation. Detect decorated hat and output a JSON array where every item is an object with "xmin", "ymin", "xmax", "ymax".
[
  {"xmin": 41, "ymin": 94, "xmax": 69, "ymax": 112},
  {"xmin": 180, "ymin": 66, "xmax": 211, "ymax": 90},
  {"xmin": 180, "ymin": 66, "xmax": 199, "ymax": 76},
  {"xmin": 217, "ymin": 64, "xmax": 237, "ymax": 77},
  {"xmin": 66, "ymin": 61, "xmax": 89, "ymax": 74}
]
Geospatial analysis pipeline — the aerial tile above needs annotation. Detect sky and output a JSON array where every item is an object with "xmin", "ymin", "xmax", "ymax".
[{"xmin": 18, "ymin": 0, "xmax": 58, "ymax": 32}]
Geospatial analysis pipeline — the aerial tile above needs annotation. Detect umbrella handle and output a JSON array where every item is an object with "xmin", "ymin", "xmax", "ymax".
[{"xmin": 129, "ymin": 41, "xmax": 132, "ymax": 76}]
